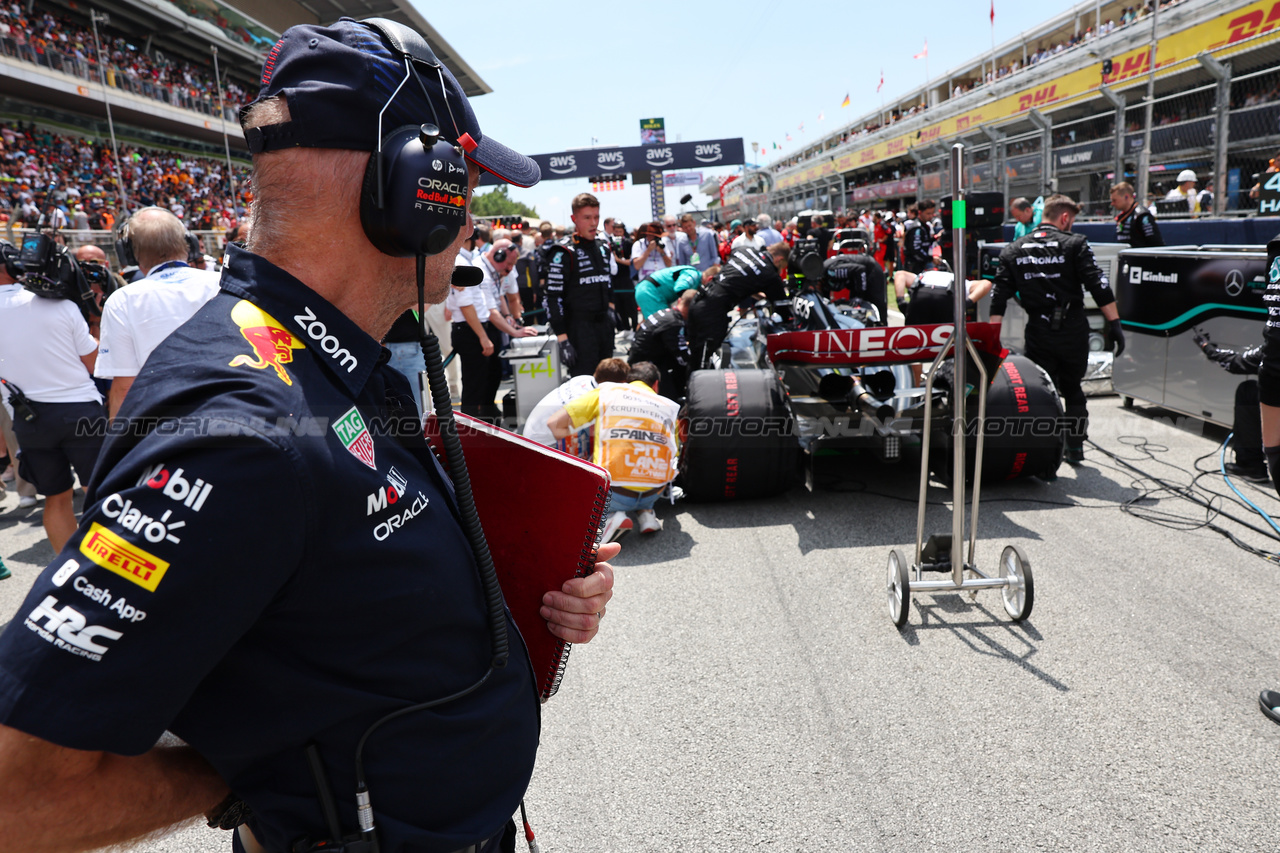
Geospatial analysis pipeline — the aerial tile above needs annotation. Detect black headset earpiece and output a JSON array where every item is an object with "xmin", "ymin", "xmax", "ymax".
[
  {"xmin": 492, "ymin": 247, "xmax": 507, "ymax": 264},
  {"xmin": 0, "ymin": 240, "xmax": 21, "ymax": 279},
  {"xmin": 114, "ymin": 217, "xmax": 137, "ymax": 268},
  {"xmin": 360, "ymin": 123, "xmax": 469, "ymax": 257}
]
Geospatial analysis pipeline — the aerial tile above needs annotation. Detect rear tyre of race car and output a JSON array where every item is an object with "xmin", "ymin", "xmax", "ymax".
[
  {"xmin": 679, "ymin": 369, "xmax": 799, "ymax": 501},
  {"xmin": 931, "ymin": 354, "xmax": 1065, "ymax": 484}
]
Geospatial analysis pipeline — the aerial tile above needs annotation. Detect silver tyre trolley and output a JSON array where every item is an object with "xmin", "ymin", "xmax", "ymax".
[{"xmin": 887, "ymin": 143, "xmax": 1035, "ymax": 628}]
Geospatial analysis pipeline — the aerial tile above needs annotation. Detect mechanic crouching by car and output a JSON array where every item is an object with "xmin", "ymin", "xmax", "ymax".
[
  {"xmin": 688, "ymin": 242, "xmax": 790, "ymax": 369},
  {"xmin": 990, "ymin": 194, "xmax": 1124, "ymax": 465},
  {"xmin": 547, "ymin": 361, "xmax": 679, "ymax": 542},
  {"xmin": 629, "ymin": 290, "xmax": 695, "ymax": 399},
  {"xmin": 0, "ymin": 18, "xmax": 616, "ymax": 853},
  {"xmin": 823, "ymin": 237, "xmax": 887, "ymax": 324},
  {"xmin": 894, "ymin": 268, "xmax": 991, "ymax": 326}
]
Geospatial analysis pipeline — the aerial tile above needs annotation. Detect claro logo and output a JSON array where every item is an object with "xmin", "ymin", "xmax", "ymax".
[
  {"xmin": 695, "ymin": 143, "xmax": 723, "ymax": 163},
  {"xmin": 549, "ymin": 155, "xmax": 576, "ymax": 174}
]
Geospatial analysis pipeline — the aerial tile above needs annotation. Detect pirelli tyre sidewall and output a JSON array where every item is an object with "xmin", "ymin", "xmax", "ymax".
[
  {"xmin": 679, "ymin": 369, "xmax": 799, "ymax": 501},
  {"xmin": 931, "ymin": 354, "xmax": 1065, "ymax": 484}
]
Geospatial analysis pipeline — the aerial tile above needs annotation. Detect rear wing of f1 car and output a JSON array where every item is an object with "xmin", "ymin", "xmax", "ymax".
[{"xmin": 765, "ymin": 321, "xmax": 1008, "ymax": 367}]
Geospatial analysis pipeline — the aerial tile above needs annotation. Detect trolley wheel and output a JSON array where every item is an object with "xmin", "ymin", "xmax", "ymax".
[
  {"xmin": 998, "ymin": 545, "xmax": 1034, "ymax": 621},
  {"xmin": 887, "ymin": 549, "xmax": 910, "ymax": 627}
]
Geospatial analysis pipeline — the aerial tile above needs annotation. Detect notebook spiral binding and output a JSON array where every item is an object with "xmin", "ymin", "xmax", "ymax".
[{"xmin": 543, "ymin": 484, "xmax": 610, "ymax": 700}]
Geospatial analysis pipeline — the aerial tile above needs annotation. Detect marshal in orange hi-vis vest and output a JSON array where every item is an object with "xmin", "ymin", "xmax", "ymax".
[{"xmin": 593, "ymin": 383, "xmax": 681, "ymax": 491}]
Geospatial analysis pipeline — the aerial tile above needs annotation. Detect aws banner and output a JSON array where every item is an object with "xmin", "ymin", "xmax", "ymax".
[{"xmin": 478, "ymin": 138, "xmax": 744, "ymax": 185}]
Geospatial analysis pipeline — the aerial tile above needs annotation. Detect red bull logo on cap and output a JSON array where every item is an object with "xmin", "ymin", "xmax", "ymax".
[{"xmin": 229, "ymin": 300, "xmax": 306, "ymax": 385}]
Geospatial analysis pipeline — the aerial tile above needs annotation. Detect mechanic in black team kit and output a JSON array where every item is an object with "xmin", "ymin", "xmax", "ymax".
[
  {"xmin": 1257, "ymin": 234, "xmax": 1280, "ymax": 726},
  {"xmin": 901, "ymin": 199, "xmax": 937, "ymax": 275},
  {"xmin": 822, "ymin": 236, "xmax": 887, "ymax": 324},
  {"xmin": 1110, "ymin": 181, "xmax": 1164, "ymax": 248},
  {"xmin": 545, "ymin": 192, "xmax": 618, "ymax": 376},
  {"xmin": 688, "ymin": 241, "xmax": 790, "ymax": 369},
  {"xmin": 991, "ymin": 194, "xmax": 1124, "ymax": 465}
]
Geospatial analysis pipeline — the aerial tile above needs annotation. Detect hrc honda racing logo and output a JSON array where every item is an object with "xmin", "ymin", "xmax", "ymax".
[{"xmin": 24, "ymin": 595, "xmax": 123, "ymax": 662}]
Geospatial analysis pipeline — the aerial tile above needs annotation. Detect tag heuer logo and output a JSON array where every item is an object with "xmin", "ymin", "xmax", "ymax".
[{"xmin": 333, "ymin": 406, "xmax": 376, "ymax": 469}]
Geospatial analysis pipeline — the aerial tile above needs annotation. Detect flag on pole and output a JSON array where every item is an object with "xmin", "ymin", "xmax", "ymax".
[
  {"xmin": 786, "ymin": 133, "xmax": 792, "ymax": 141},
  {"xmin": 990, "ymin": 0, "xmax": 995, "ymax": 24},
  {"xmin": 877, "ymin": 70, "xmax": 884, "ymax": 92},
  {"xmin": 913, "ymin": 39, "xmax": 928, "ymax": 60},
  {"xmin": 818, "ymin": 111, "xmax": 825, "ymax": 121},
  {"xmin": 841, "ymin": 93, "xmax": 851, "ymax": 108},
  {"xmin": 773, "ymin": 142, "xmax": 779, "ymax": 150}
]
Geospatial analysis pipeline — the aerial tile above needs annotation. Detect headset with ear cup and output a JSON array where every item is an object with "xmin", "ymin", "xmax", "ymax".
[
  {"xmin": 491, "ymin": 246, "xmax": 508, "ymax": 264},
  {"xmin": 360, "ymin": 122, "xmax": 469, "ymax": 257},
  {"xmin": 357, "ymin": 17, "xmax": 471, "ymax": 258},
  {"xmin": 114, "ymin": 217, "xmax": 137, "ymax": 269},
  {"xmin": 0, "ymin": 240, "xmax": 22, "ymax": 279}
]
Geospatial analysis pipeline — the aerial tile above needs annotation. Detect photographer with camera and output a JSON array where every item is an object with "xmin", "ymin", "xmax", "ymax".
[
  {"xmin": 94, "ymin": 207, "xmax": 222, "ymax": 418},
  {"xmin": 72, "ymin": 244, "xmax": 126, "ymax": 340},
  {"xmin": 0, "ymin": 239, "xmax": 105, "ymax": 551}
]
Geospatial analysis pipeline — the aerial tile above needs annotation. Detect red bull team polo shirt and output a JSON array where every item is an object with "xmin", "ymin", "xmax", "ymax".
[{"xmin": 0, "ymin": 246, "xmax": 540, "ymax": 853}]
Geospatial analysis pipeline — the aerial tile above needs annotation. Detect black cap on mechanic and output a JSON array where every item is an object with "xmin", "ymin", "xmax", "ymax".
[{"xmin": 239, "ymin": 16, "xmax": 541, "ymax": 188}]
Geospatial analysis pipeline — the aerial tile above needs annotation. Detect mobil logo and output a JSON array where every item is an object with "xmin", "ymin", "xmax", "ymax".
[
  {"xmin": 646, "ymin": 147, "xmax": 674, "ymax": 167},
  {"xmin": 549, "ymin": 154, "xmax": 577, "ymax": 175},
  {"xmin": 597, "ymin": 150, "xmax": 626, "ymax": 171},
  {"xmin": 695, "ymin": 143, "xmax": 723, "ymax": 163}
]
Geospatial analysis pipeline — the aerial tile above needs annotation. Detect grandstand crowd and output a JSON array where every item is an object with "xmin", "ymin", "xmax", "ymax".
[
  {"xmin": 0, "ymin": 121, "xmax": 250, "ymax": 232},
  {"xmin": 770, "ymin": 0, "xmax": 1189, "ymax": 174},
  {"xmin": 0, "ymin": 0, "xmax": 252, "ymax": 121}
]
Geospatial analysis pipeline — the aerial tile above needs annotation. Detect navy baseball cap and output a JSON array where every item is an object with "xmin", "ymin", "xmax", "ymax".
[{"xmin": 240, "ymin": 17, "xmax": 540, "ymax": 188}]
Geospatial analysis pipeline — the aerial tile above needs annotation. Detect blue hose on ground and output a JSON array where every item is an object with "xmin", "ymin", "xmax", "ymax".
[{"xmin": 1219, "ymin": 431, "xmax": 1280, "ymax": 538}]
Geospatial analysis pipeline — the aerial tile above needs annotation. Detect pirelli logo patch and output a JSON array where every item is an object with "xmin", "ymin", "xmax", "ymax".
[{"xmin": 79, "ymin": 522, "xmax": 170, "ymax": 592}]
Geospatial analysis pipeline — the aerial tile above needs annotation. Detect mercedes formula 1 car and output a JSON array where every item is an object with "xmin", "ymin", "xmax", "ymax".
[{"xmin": 677, "ymin": 279, "xmax": 1067, "ymax": 502}]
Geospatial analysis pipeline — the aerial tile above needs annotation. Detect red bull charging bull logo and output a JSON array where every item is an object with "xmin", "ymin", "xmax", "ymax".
[{"xmin": 228, "ymin": 300, "xmax": 306, "ymax": 385}]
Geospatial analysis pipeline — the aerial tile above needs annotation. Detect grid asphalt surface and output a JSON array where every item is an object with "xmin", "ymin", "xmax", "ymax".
[{"xmin": 0, "ymin": 396, "xmax": 1276, "ymax": 852}]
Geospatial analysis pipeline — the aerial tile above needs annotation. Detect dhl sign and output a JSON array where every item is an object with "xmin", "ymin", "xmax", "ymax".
[
  {"xmin": 774, "ymin": 0, "xmax": 1280, "ymax": 186},
  {"xmin": 1017, "ymin": 85, "xmax": 1060, "ymax": 112},
  {"xmin": 1211, "ymin": 1, "xmax": 1280, "ymax": 47}
]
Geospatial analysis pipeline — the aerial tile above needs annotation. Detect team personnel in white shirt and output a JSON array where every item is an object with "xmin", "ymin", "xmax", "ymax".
[
  {"xmin": 731, "ymin": 218, "xmax": 767, "ymax": 250},
  {"xmin": 522, "ymin": 357, "xmax": 629, "ymax": 450},
  {"xmin": 474, "ymin": 238, "xmax": 523, "ymax": 323},
  {"xmin": 0, "ymin": 240, "xmax": 106, "ymax": 551},
  {"xmin": 94, "ymin": 207, "xmax": 221, "ymax": 417},
  {"xmin": 447, "ymin": 258, "xmax": 535, "ymax": 421}
]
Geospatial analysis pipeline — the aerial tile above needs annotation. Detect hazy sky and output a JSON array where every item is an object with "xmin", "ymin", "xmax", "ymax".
[{"xmin": 421, "ymin": 1, "xmax": 1083, "ymax": 227}]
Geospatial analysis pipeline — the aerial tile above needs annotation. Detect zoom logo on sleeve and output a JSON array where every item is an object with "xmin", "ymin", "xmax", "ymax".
[{"xmin": 24, "ymin": 595, "xmax": 124, "ymax": 662}]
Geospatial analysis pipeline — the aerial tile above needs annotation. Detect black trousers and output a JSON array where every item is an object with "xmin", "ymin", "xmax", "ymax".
[
  {"xmin": 687, "ymin": 294, "xmax": 733, "ymax": 370},
  {"xmin": 452, "ymin": 321, "xmax": 502, "ymax": 420},
  {"xmin": 1233, "ymin": 379, "xmax": 1264, "ymax": 466},
  {"xmin": 566, "ymin": 312, "xmax": 615, "ymax": 377},
  {"xmin": 612, "ymin": 286, "xmax": 638, "ymax": 331},
  {"xmin": 1024, "ymin": 318, "xmax": 1089, "ymax": 447}
]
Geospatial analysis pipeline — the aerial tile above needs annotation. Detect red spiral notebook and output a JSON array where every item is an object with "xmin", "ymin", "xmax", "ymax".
[{"xmin": 424, "ymin": 412, "xmax": 610, "ymax": 700}]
